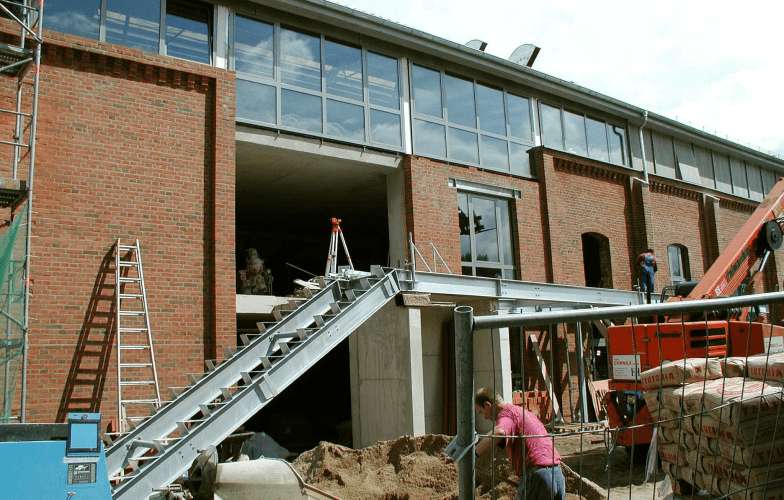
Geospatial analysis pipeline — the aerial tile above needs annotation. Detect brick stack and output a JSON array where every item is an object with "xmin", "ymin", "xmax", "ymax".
[{"xmin": 641, "ymin": 355, "xmax": 784, "ymax": 499}]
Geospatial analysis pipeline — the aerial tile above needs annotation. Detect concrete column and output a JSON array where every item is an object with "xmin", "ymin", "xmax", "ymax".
[{"xmin": 386, "ymin": 168, "xmax": 408, "ymax": 268}]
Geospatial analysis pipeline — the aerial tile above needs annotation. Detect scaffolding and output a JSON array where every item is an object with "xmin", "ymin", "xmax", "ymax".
[{"xmin": 0, "ymin": 0, "xmax": 42, "ymax": 423}]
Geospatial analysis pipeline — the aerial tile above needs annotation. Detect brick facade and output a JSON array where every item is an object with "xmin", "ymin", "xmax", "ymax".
[{"xmin": 6, "ymin": 26, "xmax": 236, "ymax": 423}]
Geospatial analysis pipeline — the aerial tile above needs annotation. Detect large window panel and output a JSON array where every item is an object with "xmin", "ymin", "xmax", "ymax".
[
  {"xmin": 563, "ymin": 110, "xmax": 588, "ymax": 157},
  {"xmin": 414, "ymin": 119, "xmax": 446, "ymax": 158},
  {"xmin": 675, "ymin": 142, "xmax": 701, "ymax": 184},
  {"xmin": 459, "ymin": 193, "xmax": 515, "ymax": 279},
  {"xmin": 586, "ymin": 117, "xmax": 609, "ymax": 162},
  {"xmin": 280, "ymin": 28, "xmax": 321, "ymax": 92},
  {"xmin": 730, "ymin": 157, "xmax": 749, "ymax": 198},
  {"xmin": 746, "ymin": 163, "xmax": 763, "ymax": 201},
  {"xmin": 236, "ymin": 80, "xmax": 276, "ymax": 125},
  {"xmin": 473, "ymin": 197, "xmax": 500, "ymax": 263},
  {"xmin": 762, "ymin": 168, "xmax": 777, "ymax": 196},
  {"xmin": 47, "ymin": 0, "xmax": 100, "ymax": 40},
  {"xmin": 508, "ymin": 94, "xmax": 532, "ymax": 142},
  {"xmin": 476, "ymin": 84, "xmax": 506, "ymax": 135},
  {"xmin": 367, "ymin": 52, "xmax": 399, "ymax": 110},
  {"xmin": 412, "ymin": 65, "xmax": 443, "ymax": 118},
  {"xmin": 713, "ymin": 153, "xmax": 732, "ymax": 193},
  {"xmin": 481, "ymin": 135, "xmax": 509, "ymax": 171},
  {"xmin": 235, "ymin": 16, "xmax": 274, "ymax": 79},
  {"xmin": 325, "ymin": 40, "xmax": 363, "ymax": 102},
  {"xmin": 540, "ymin": 104, "xmax": 563, "ymax": 149},
  {"xmin": 165, "ymin": 0, "xmax": 212, "ymax": 64},
  {"xmin": 327, "ymin": 99, "xmax": 365, "ymax": 141},
  {"xmin": 370, "ymin": 109, "xmax": 401, "ymax": 147},
  {"xmin": 511, "ymin": 143, "xmax": 532, "ymax": 177},
  {"xmin": 694, "ymin": 145, "xmax": 715, "ymax": 189},
  {"xmin": 608, "ymin": 125, "xmax": 627, "ymax": 166},
  {"xmin": 106, "ymin": 0, "xmax": 160, "ymax": 53},
  {"xmin": 652, "ymin": 132, "xmax": 676, "ymax": 178},
  {"xmin": 445, "ymin": 75, "xmax": 476, "ymax": 128},
  {"xmin": 458, "ymin": 193, "xmax": 472, "ymax": 262},
  {"xmin": 448, "ymin": 128, "xmax": 479, "ymax": 164},
  {"xmin": 281, "ymin": 89, "xmax": 322, "ymax": 133}
]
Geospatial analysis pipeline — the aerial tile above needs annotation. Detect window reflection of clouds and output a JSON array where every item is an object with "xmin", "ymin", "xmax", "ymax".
[
  {"xmin": 586, "ymin": 117, "xmax": 609, "ymax": 162},
  {"xmin": 47, "ymin": 10, "xmax": 100, "ymax": 39},
  {"xmin": 448, "ymin": 128, "xmax": 479, "ymax": 164},
  {"xmin": 511, "ymin": 143, "xmax": 532, "ymax": 177},
  {"xmin": 414, "ymin": 120, "xmax": 446, "ymax": 157},
  {"xmin": 412, "ymin": 66, "xmax": 443, "ymax": 118},
  {"xmin": 473, "ymin": 197, "xmax": 499, "ymax": 263},
  {"xmin": 476, "ymin": 84, "xmax": 505, "ymax": 135},
  {"xmin": 563, "ymin": 111, "xmax": 587, "ymax": 156},
  {"xmin": 281, "ymin": 89, "xmax": 322, "ymax": 133},
  {"xmin": 325, "ymin": 41, "xmax": 363, "ymax": 102},
  {"xmin": 508, "ymin": 94, "xmax": 532, "ymax": 142},
  {"xmin": 235, "ymin": 17, "xmax": 274, "ymax": 79},
  {"xmin": 368, "ymin": 53, "xmax": 399, "ymax": 110},
  {"xmin": 236, "ymin": 80, "xmax": 276, "ymax": 125},
  {"xmin": 280, "ymin": 28, "xmax": 321, "ymax": 92},
  {"xmin": 445, "ymin": 75, "xmax": 476, "ymax": 128},
  {"xmin": 481, "ymin": 135, "xmax": 509, "ymax": 171},
  {"xmin": 370, "ymin": 110, "xmax": 401, "ymax": 147},
  {"xmin": 327, "ymin": 100, "xmax": 365, "ymax": 141},
  {"xmin": 540, "ymin": 104, "xmax": 563, "ymax": 149},
  {"xmin": 105, "ymin": 7, "xmax": 160, "ymax": 53}
]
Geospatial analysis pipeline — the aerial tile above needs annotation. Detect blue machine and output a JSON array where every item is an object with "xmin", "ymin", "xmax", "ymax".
[{"xmin": 0, "ymin": 413, "xmax": 112, "ymax": 499}]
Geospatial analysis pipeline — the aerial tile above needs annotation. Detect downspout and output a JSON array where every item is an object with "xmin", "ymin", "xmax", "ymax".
[{"xmin": 638, "ymin": 110, "xmax": 649, "ymax": 183}]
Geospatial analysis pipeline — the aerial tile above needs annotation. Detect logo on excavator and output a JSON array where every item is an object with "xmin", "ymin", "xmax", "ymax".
[{"xmin": 722, "ymin": 246, "xmax": 751, "ymax": 295}]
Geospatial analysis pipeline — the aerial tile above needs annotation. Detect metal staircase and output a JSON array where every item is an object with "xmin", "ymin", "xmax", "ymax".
[{"xmin": 105, "ymin": 266, "xmax": 400, "ymax": 500}]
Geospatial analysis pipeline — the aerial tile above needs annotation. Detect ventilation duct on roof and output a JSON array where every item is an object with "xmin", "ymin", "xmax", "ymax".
[
  {"xmin": 465, "ymin": 39, "xmax": 488, "ymax": 51},
  {"xmin": 509, "ymin": 44, "xmax": 540, "ymax": 67}
]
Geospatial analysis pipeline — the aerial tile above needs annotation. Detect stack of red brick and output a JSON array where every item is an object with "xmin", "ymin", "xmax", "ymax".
[
  {"xmin": 641, "ymin": 355, "xmax": 784, "ymax": 500},
  {"xmin": 512, "ymin": 391, "xmax": 554, "ymax": 423}
]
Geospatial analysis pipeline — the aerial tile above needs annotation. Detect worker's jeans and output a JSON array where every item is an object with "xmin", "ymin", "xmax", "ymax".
[{"xmin": 516, "ymin": 464, "xmax": 565, "ymax": 500}]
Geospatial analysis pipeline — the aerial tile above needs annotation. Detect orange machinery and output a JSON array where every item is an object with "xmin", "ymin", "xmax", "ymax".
[{"xmin": 604, "ymin": 178, "xmax": 784, "ymax": 459}]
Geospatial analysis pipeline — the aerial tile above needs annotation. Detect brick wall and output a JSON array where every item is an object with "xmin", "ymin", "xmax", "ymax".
[{"xmin": 4, "ymin": 27, "xmax": 236, "ymax": 424}]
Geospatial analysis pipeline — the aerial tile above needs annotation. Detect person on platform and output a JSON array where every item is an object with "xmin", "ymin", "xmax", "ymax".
[{"xmin": 635, "ymin": 248, "xmax": 657, "ymax": 303}]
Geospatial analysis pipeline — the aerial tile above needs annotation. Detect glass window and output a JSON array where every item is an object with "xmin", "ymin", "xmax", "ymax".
[
  {"xmin": 412, "ymin": 65, "xmax": 443, "ymax": 118},
  {"xmin": 445, "ymin": 75, "xmax": 476, "ymax": 128},
  {"xmin": 325, "ymin": 40, "xmax": 363, "ymax": 102},
  {"xmin": 476, "ymin": 84, "xmax": 505, "ymax": 135},
  {"xmin": 370, "ymin": 109, "xmax": 401, "ymax": 147},
  {"xmin": 730, "ymin": 158, "xmax": 749, "ymax": 198},
  {"xmin": 280, "ymin": 28, "xmax": 321, "ymax": 92},
  {"xmin": 762, "ymin": 168, "xmax": 777, "ymax": 196},
  {"xmin": 236, "ymin": 80, "xmax": 276, "ymax": 125},
  {"xmin": 46, "ymin": 0, "xmax": 100, "ymax": 40},
  {"xmin": 563, "ymin": 110, "xmax": 587, "ymax": 157},
  {"xmin": 106, "ymin": 0, "xmax": 161, "ymax": 53},
  {"xmin": 507, "ymin": 94, "xmax": 532, "ymax": 142},
  {"xmin": 165, "ymin": 0, "xmax": 212, "ymax": 64},
  {"xmin": 667, "ymin": 245, "xmax": 690, "ymax": 283},
  {"xmin": 367, "ymin": 53, "xmax": 399, "ymax": 110},
  {"xmin": 608, "ymin": 125, "xmax": 627, "ymax": 165},
  {"xmin": 459, "ymin": 193, "xmax": 515, "ymax": 278},
  {"xmin": 586, "ymin": 118, "xmax": 609, "ymax": 162},
  {"xmin": 414, "ymin": 119, "xmax": 446, "ymax": 157},
  {"xmin": 540, "ymin": 104, "xmax": 563, "ymax": 149},
  {"xmin": 511, "ymin": 143, "xmax": 532, "ymax": 177},
  {"xmin": 281, "ymin": 89, "xmax": 322, "ymax": 133},
  {"xmin": 235, "ymin": 16, "xmax": 274, "ymax": 79},
  {"xmin": 481, "ymin": 135, "xmax": 509, "ymax": 171},
  {"xmin": 675, "ymin": 142, "xmax": 701, "ymax": 184},
  {"xmin": 448, "ymin": 128, "xmax": 479, "ymax": 164},
  {"xmin": 713, "ymin": 153, "xmax": 732, "ymax": 193},
  {"xmin": 746, "ymin": 163, "xmax": 763, "ymax": 201},
  {"xmin": 652, "ymin": 132, "xmax": 676, "ymax": 178},
  {"xmin": 694, "ymin": 146, "xmax": 715, "ymax": 189},
  {"xmin": 327, "ymin": 99, "xmax": 365, "ymax": 141}
]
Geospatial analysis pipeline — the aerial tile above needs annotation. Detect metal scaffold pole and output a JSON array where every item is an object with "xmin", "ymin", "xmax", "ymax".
[{"xmin": 454, "ymin": 305, "xmax": 475, "ymax": 500}]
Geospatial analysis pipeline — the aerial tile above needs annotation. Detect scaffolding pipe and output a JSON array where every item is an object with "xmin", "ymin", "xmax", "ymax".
[
  {"xmin": 454, "ymin": 305, "xmax": 474, "ymax": 500},
  {"xmin": 575, "ymin": 322, "xmax": 588, "ymax": 422}
]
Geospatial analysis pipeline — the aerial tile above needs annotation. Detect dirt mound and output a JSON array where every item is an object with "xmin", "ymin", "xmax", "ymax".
[{"xmin": 292, "ymin": 434, "xmax": 519, "ymax": 499}]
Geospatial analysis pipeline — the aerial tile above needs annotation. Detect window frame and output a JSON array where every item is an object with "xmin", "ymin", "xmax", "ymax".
[
  {"xmin": 458, "ymin": 191, "xmax": 516, "ymax": 279},
  {"xmin": 232, "ymin": 13, "xmax": 405, "ymax": 151},
  {"xmin": 411, "ymin": 62, "xmax": 536, "ymax": 178},
  {"xmin": 667, "ymin": 244, "xmax": 690, "ymax": 284}
]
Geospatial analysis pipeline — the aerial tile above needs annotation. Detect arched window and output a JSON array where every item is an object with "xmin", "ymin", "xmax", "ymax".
[{"xmin": 667, "ymin": 244, "xmax": 691, "ymax": 283}]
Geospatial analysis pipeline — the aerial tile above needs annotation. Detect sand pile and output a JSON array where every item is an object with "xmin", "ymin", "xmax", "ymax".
[{"xmin": 292, "ymin": 434, "xmax": 520, "ymax": 499}]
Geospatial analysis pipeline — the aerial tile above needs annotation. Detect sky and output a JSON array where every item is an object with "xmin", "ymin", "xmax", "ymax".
[{"xmin": 332, "ymin": 0, "xmax": 784, "ymax": 159}]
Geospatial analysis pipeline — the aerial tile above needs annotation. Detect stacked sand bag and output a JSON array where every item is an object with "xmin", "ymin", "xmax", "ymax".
[{"xmin": 639, "ymin": 354, "xmax": 784, "ymax": 499}]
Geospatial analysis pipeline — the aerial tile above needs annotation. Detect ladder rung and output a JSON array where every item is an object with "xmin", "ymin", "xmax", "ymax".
[
  {"xmin": 119, "ymin": 328, "xmax": 149, "ymax": 333},
  {"xmin": 119, "ymin": 345, "xmax": 151, "ymax": 350},
  {"xmin": 118, "ymin": 261, "xmax": 139, "ymax": 266},
  {"xmin": 119, "ymin": 293, "xmax": 143, "ymax": 299},
  {"xmin": 120, "ymin": 380, "xmax": 155, "ymax": 386},
  {"xmin": 121, "ymin": 398, "xmax": 160, "ymax": 404},
  {"xmin": 120, "ymin": 362, "xmax": 153, "ymax": 368},
  {"xmin": 118, "ymin": 277, "xmax": 141, "ymax": 283},
  {"xmin": 119, "ymin": 311, "xmax": 145, "ymax": 316}
]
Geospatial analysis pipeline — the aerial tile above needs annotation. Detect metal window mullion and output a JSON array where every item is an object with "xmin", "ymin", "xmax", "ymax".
[
  {"xmin": 158, "ymin": 0, "xmax": 166, "ymax": 56},
  {"xmin": 361, "ymin": 47, "xmax": 370, "ymax": 144},
  {"xmin": 320, "ymin": 34, "xmax": 327, "ymax": 135},
  {"xmin": 99, "ymin": 0, "xmax": 108, "ymax": 42}
]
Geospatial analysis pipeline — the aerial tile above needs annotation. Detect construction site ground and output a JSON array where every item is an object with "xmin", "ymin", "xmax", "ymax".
[{"xmin": 292, "ymin": 431, "xmax": 673, "ymax": 500}]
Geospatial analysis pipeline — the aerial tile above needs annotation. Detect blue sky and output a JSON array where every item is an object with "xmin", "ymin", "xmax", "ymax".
[{"xmin": 333, "ymin": 0, "xmax": 783, "ymax": 159}]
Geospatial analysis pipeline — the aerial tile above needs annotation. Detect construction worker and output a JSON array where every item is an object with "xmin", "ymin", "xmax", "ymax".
[
  {"xmin": 474, "ymin": 388, "xmax": 564, "ymax": 500},
  {"xmin": 635, "ymin": 248, "xmax": 657, "ymax": 303}
]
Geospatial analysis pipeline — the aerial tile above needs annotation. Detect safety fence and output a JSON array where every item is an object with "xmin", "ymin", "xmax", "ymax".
[{"xmin": 452, "ymin": 291, "xmax": 784, "ymax": 500}]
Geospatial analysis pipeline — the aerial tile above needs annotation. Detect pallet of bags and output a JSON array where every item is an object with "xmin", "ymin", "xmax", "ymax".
[
  {"xmin": 639, "ymin": 358, "xmax": 724, "ymax": 391},
  {"xmin": 747, "ymin": 353, "xmax": 784, "ymax": 384}
]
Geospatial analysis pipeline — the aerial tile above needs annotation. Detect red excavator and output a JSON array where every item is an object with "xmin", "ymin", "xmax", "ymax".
[{"xmin": 603, "ymin": 178, "xmax": 784, "ymax": 460}]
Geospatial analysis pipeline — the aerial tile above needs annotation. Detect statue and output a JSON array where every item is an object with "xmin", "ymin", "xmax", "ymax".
[{"xmin": 242, "ymin": 248, "xmax": 273, "ymax": 295}]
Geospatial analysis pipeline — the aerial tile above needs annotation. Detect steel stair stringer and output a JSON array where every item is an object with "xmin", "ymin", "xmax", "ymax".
[{"xmin": 109, "ymin": 268, "xmax": 400, "ymax": 500}]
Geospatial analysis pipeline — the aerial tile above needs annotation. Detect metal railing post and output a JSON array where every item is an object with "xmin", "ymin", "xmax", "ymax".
[{"xmin": 454, "ymin": 305, "xmax": 475, "ymax": 500}]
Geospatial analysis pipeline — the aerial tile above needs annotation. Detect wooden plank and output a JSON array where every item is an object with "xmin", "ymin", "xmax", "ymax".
[{"xmin": 528, "ymin": 333, "xmax": 562, "ymax": 422}]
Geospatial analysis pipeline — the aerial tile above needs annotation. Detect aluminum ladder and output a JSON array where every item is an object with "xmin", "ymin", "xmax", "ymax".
[
  {"xmin": 115, "ymin": 239, "xmax": 161, "ymax": 433},
  {"xmin": 105, "ymin": 266, "xmax": 400, "ymax": 500}
]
